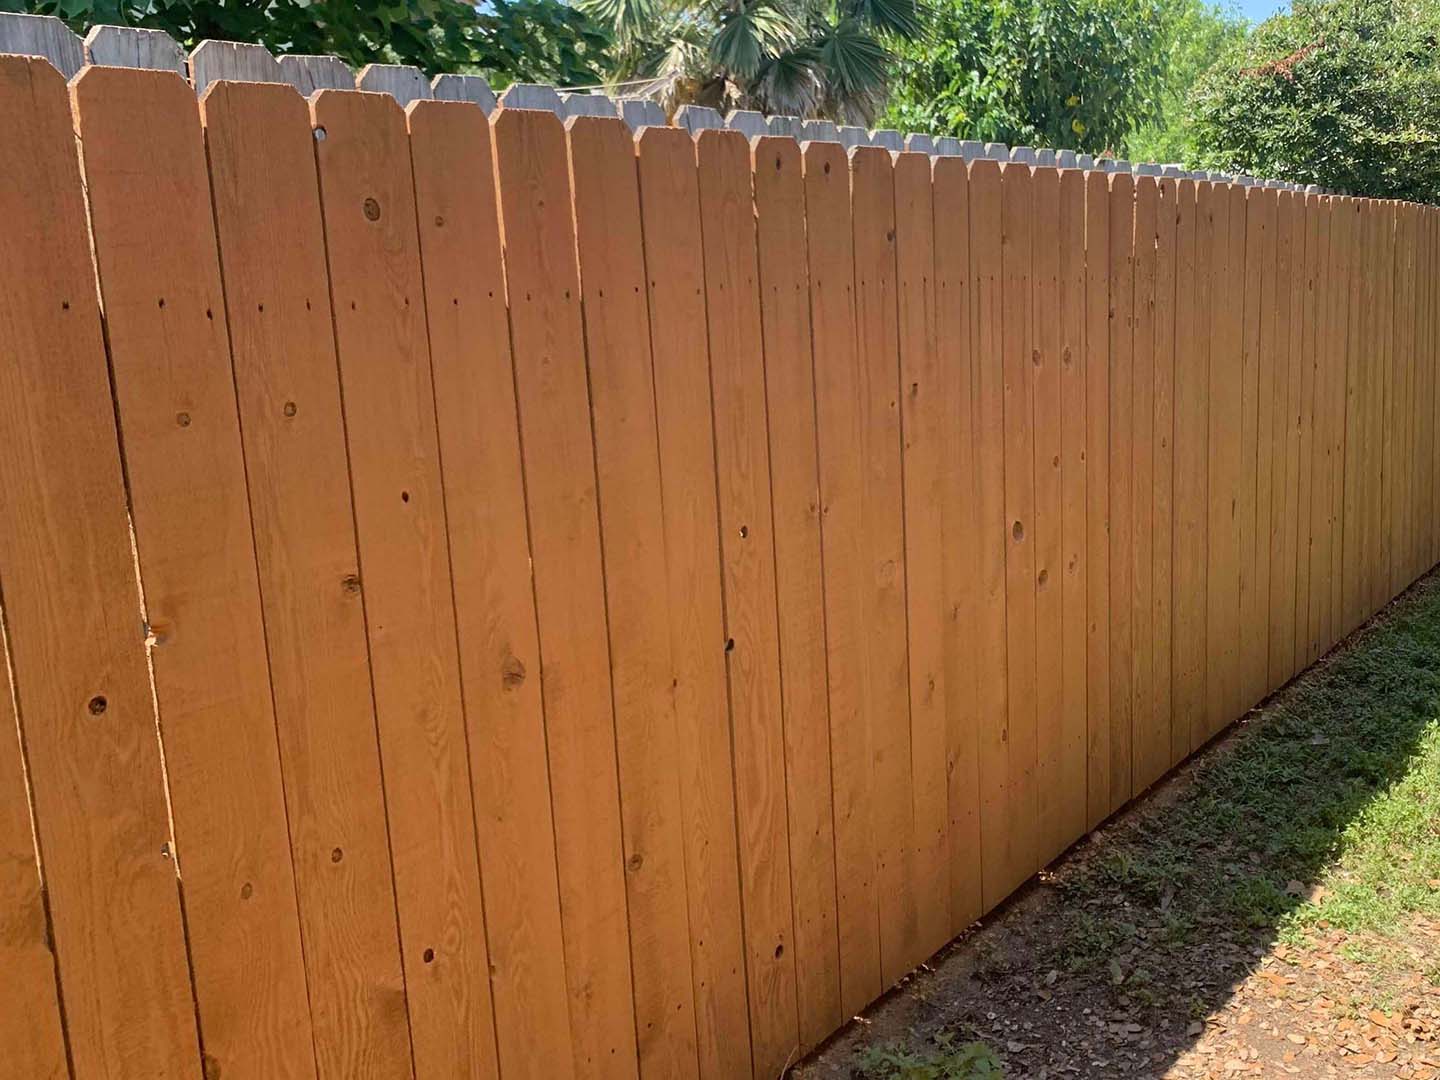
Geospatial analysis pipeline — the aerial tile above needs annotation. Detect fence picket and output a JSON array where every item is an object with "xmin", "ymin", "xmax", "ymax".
[
  {"xmin": 695, "ymin": 126, "xmax": 801, "ymax": 1077},
  {"xmin": 0, "ymin": 56, "xmax": 200, "ymax": 1079},
  {"xmin": 311, "ymin": 87, "xmax": 499, "ymax": 1080},
  {"xmin": 200, "ymin": 79, "xmax": 414, "ymax": 1080},
  {"xmin": 405, "ymin": 98, "xmax": 573, "ymax": 1079},
  {"xmin": 753, "ymin": 133, "xmax": 845, "ymax": 1047},
  {"xmin": 635, "ymin": 125, "xmax": 754, "ymax": 1080},
  {"xmin": 71, "ymin": 65, "xmax": 317, "ymax": 1079}
]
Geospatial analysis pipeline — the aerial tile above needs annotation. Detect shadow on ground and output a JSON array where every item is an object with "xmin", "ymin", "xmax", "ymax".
[{"xmin": 793, "ymin": 570, "xmax": 1440, "ymax": 1079}]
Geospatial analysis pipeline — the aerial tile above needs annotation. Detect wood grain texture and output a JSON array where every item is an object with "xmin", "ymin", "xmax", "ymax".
[
  {"xmin": 894, "ymin": 149, "xmax": 951, "ymax": 961},
  {"xmin": 753, "ymin": 133, "xmax": 844, "ymax": 1049},
  {"xmin": 1083, "ymin": 169, "xmax": 1113, "ymax": 828},
  {"xmin": 695, "ymin": 127, "xmax": 801, "ymax": 1078},
  {"xmin": 201, "ymin": 79, "xmax": 414, "ymax": 1080},
  {"xmin": 636, "ymin": 125, "xmax": 753, "ymax": 1080},
  {"xmin": 406, "ymin": 98, "xmax": 573, "ymax": 1080},
  {"xmin": 932, "ymin": 156, "xmax": 984, "ymax": 931},
  {"xmin": 72, "ymin": 65, "xmax": 318, "ymax": 1080},
  {"xmin": 1106, "ymin": 171, "xmax": 1135, "ymax": 809},
  {"xmin": 806, "ymin": 138, "xmax": 883, "ymax": 1015},
  {"xmin": 1151, "ymin": 178, "xmax": 1177, "ymax": 772},
  {"xmin": 490, "ymin": 105, "xmax": 637, "ymax": 1080},
  {"xmin": 311, "ymin": 87, "xmax": 499, "ymax": 1080},
  {"xmin": 1129, "ymin": 177, "xmax": 1159, "ymax": 791},
  {"xmin": 0, "ymin": 56, "xmax": 200, "ymax": 1080},
  {"xmin": 566, "ymin": 113, "xmax": 700, "ymax": 1080}
]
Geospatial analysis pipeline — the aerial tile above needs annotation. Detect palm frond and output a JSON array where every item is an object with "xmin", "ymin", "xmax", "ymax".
[{"xmin": 711, "ymin": 0, "xmax": 793, "ymax": 76}]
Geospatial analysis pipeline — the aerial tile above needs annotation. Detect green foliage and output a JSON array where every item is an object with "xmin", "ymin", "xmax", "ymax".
[
  {"xmin": 1127, "ymin": 0, "xmax": 1245, "ymax": 164},
  {"xmin": 859, "ymin": 1034, "xmax": 1005, "ymax": 1080},
  {"xmin": 1189, "ymin": 0, "xmax": 1440, "ymax": 199},
  {"xmin": 7, "ymin": 0, "xmax": 613, "ymax": 85},
  {"xmin": 577, "ymin": 0, "xmax": 922, "ymax": 122},
  {"xmin": 881, "ymin": 0, "xmax": 1171, "ymax": 154}
]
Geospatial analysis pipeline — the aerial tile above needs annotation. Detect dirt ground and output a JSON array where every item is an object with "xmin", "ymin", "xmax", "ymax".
[{"xmin": 792, "ymin": 576, "xmax": 1440, "ymax": 1080}]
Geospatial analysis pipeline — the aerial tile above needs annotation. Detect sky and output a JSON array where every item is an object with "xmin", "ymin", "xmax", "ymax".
[{"xmin": 1233, "ymin": 0, "xmax": 1289, "ymax": 22}]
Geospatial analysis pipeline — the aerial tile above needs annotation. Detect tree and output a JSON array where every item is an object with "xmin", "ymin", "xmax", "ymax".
[
  {"xmin": 577, "ymin": 0, "xmax": 922, "ymax": 123},
  {"xmin": 1127, "ymin": 0, "xmax": 1245, "ymax": 165},
  {"xmin": 1189, "ymin": 0, "xmax": 1440, "ymax": 199},
  {"xmin": 881, "ymin": 0, "xmax": 1171, "ymax": 154},
  {"xmin": 8, "ymin": 0, "xmax": 613, "ymax": 86}
]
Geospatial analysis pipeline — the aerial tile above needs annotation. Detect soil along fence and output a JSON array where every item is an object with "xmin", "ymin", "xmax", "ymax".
[{"xmin": 2, "ymin": 51, "xmax": 1438, "ymax": 1080}]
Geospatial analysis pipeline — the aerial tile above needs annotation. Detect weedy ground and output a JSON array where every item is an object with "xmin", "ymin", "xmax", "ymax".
[{"xmin": 796, "ymin": 570, "xmax": 1440, "ymax": 1079}]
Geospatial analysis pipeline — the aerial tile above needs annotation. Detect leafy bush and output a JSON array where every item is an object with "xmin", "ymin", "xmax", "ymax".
[
  {"xmin": 881, "ymin": 0, "xmax": 1171, "ymax": 155},
  {"xmin": 1189, "ymin": 0, "xmax": 1440, "ymax": 199},
  {"xmin": 7, "ymin": 0, "xmax": 613, "ymax": 85}
]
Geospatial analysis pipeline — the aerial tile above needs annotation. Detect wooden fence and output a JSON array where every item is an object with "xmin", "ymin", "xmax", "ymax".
[{"xmin": 2, "ymin": 50, "xmax": 1438, "ymax": 1080}]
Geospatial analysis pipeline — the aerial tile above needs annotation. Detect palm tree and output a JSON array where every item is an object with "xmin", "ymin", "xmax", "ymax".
[{"xmin": 579, "ymin": 0, "xmax": 923, "ymax": 123}]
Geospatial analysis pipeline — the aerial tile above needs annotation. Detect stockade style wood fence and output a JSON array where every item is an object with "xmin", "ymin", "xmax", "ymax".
[{"xmin": 2, "ymin": 44, "xmax": 1439, "ymax": 1080}]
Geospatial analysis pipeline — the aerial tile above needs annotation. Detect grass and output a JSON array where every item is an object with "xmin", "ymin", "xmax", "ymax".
[
  {"xmin": 857, "ymin": 1034, "xmax": 1004, "ymax": 1079},
  {"xmin": 1048, "ymin": 573, "xmax": 1440, "ymax": 1003}
]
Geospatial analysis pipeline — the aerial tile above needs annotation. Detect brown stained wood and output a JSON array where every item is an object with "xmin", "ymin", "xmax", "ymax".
[
  {"xmin": 694, "ymin": 127, "xmax": 801, "ymax": 1077},
  {"xmin": 1129, "ymin": 178, "xmax": 1159, "ymax": 791},
  {"xmin": 971, "ymin": 160, "xmax": 1014, "ymax": 909},
  {"xmin": 311, "ymin": 88, "xmax": 499, "ymax": 1080},
  {"xmin": 1057, "ymin": 167, "xmax": 1090, "ymax": 843},
  {"xmin": 636, "ymin": 126, "xmax": 753, "ymax": 1080},
  {"xmin": 1270, "ymin": 190, "xmax": 1301, "ymax": 687},
  {"xmin": 1030, "ymin": 166, "xmax": 1068, "ymax": 862},
  {"xmin": 1083, "ymin": 169, "xmax": 1113, "ymax": 828},
  {"xmin": 0, "ymin": 56, "xmax": 199, "ymax": 1080},
  {"xmin": 1206, "ymin": 183, "xmax": 1243, "ymax": 740},
  {"xmin": 71, "ymin": 65, "xmax": 317, "ymax": 1080},
  {"xmin": 1152, "ymin": 178, "xmax": 1177, "ymax": 771},
  {"xmin": 805, "ymin": 138, "xmax": 883, "ymax": 1015},
  {"xmin": 565, "ymin": 114, "xmax": 700, "ymax": 1080},
  {"xmin": 1294, "ymin": 193, "xmax": 1319, "ymax": 666},
  {"xmin": 848, "ymin": 144, "xmax": 919, "ymax": 982},
  {"xmin": 999, "ymin": 161, "xmax": 1040, "ymax": 888},
  {"xmin": 1172, "ymin": 179, "xmax": 1207, "ymax": 759},
  {"xmin": 1107, "ymin": 171, "xmax": 1135, "ymax": 810},
  {"xmin": 201, "ymin": 80, "xmax": 414, "ymax": 1080},
  {"xmin": 405, "ymin": 99, "xmax": 574, "ymax": 1079},
  {"xmin": 0, "ymin": 631, "xmax": 68, "ymax": 1080},
  {"xmin": 893, "ymin": 150, "xmax": 951, "ymax": 961},
  {"xmin": 932, "ymin": 156, "xmax": 983, "ymax": 929},
  {"xmin": 1342, "ymin": 199, "xmax": 1367, "ymax": 638},
  {"xmin": 1251, "ymin": 189, "xmax": 1281, "ymax": 699},
  {"xmin": 1238, "ymin": 188, "xmax": 1269, "ymax": 709},
  {"xmin": 1323, "ymin": 198, "xmax": 1349, "ymax": 657},
  {"xmin": 752, "ymin": 134, "xmax": 844, "ymax": 1048},
  {"xmin": 489, "ymin": 105, "xmax": 637, "ymax": 1079}
]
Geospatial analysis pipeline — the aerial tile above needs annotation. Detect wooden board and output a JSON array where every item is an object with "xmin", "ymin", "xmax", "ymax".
[
  {"xmin": 72, "ymin": 64, "xmax": 317, "ymax": 1080},
  {"xmin": 969, "ymin": 159, "xmax": 1016, "ymax": 902},
  {"xmin": 0, "ymin": 55, "xmax": 199, "ymax": 1080},
  {"xmin": 1106, "ymin": 171, "xmax": 1135, "ymax": 807},
  {"xmin": 892, "ymin": 149, "xmax": 951, "ymax": 960},
  {"xmin": 406, "ymin": 98, "xmax": 573, "ymax": 1079},
  {"xmin": 1030, "ymin": 166, "xmax": 1069, "ymax": 860},
  {"xmin": 1152, "ymin": 178, "xmax": 1178, "ymax": 770},
  {"xmin": 999, "ymin": 161, "xmax": 1040, "ymax": 883},
  {"xmin": 312, "ymin": 87, "xmax": 499, "ymax": 1080},
  {"xmin": 1083, "ymin": 168, "xmax": 1113, "ymax": 828},
  {"xmin": 694, "ymin": 127, "xmax": 801, "ymax": 1076},
  {"xmin": 1269, "ymin": 189, "xmax": 1301, "ymax": 686},
  {"xmin": 566, "ymin": 114, "xmax": 701, "ymax": 1079},
  {"xmin": 1172, "ymin": 180, "xmax": 1207, "ymax": 757},
  {"xmin": 847, "ymin": 143, "xmax": 918, "ymax": 985},
  {"xmin": 753, "ymin": 134, "xmax": 843, "ymax": 1046},
  {"xmin": 201, "ymin": 79, "xmax": 414, "ymax": 1080},
  {"xmin": 1206, "ymin": 182, "xmax": 1243, "ymax": 739},
  {"xmin": 931, "ymin": 155, "xmax": 984, "ymax": 928},
  {"xmin": 805, "ymin": 137, "xmax": 883, "ymax": 1015},
  {"xmin": 636, "ymin": 125, "xmax": 752, "ymax": 1080},
  {"xmin": 1237, "ymin": 188, "xmax": 1269, "ymax": 708},
  {"xmin": 0, "ymin": 630, "xmax": 68, "ymax": 1080},
  {"xmin": 1057, "ymin": 167, "xmax": 1091, "ymax": 845},
  {"xmin": 1322, "ymin": 197, "xmax": 1349, "ymax": 657},
  {"xmin": 1129, "ymin": 177, "xmax": 1159, "ymax": 790}
]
